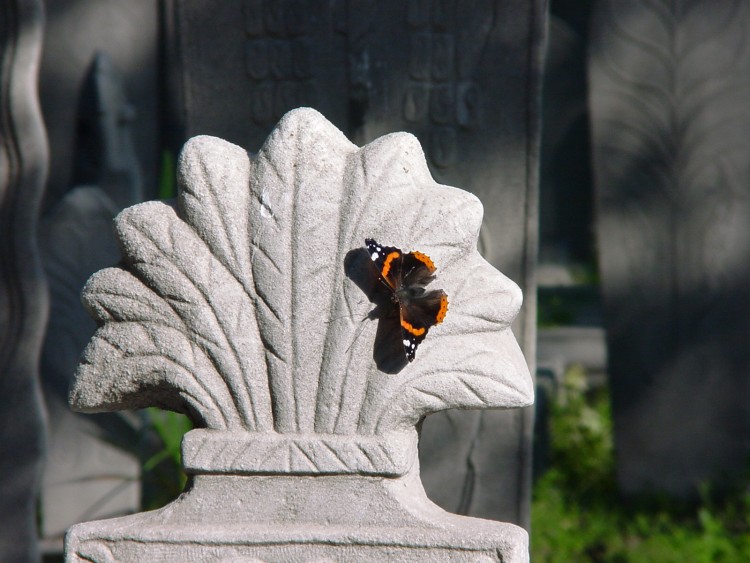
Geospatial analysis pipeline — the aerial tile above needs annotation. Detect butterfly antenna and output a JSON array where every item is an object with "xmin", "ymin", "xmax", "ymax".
[
  {"xmin": 323, "ymin": 299, "xmax": 369, "ymax": 324},
  {"xmin": 345, "ymin": 315, "xmax": 371, "ymax": 354}
]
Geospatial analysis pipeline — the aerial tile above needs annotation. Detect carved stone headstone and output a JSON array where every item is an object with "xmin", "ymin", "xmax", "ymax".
[
  {"xmin": 0, "ymin": 1, "xmax": 48, "ymax": 561},
  {"xmin": 168, "ymin": 0, "xmax": 545, "ymax": 525},
  {"xmin": 590, "ymin": 0, "xmax": 750, "ymax": 495},
  {"xmin": 65, "ymin": 109, "xmax": 534, "ymax": 561}
]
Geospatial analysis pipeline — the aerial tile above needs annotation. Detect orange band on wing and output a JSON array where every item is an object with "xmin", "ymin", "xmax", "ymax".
[
  {"xmin": 401, "ymin": 319, "xmax": 426, "ymax": 336},
  {"xmin": 436, "ymin": 294, "xmax": 449, "ymax": 324},
  {"xmin": 411, "ymin": 251, "xmax": 435, "ymax": 272},
  {"xmin": 381, "ymin": 251, "xmax": 400, "ymax": 278}
]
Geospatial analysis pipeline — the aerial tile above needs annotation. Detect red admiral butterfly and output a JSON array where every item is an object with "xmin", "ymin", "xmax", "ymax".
[{"xmin": 365, "ymin": 238, "xmax": 448, "ymax": 362}]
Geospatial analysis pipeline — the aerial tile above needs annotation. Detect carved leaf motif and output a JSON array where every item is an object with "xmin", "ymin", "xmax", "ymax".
[{"xmin": 70, "ymin": 108, "xmax": 532, "ymax": 436}]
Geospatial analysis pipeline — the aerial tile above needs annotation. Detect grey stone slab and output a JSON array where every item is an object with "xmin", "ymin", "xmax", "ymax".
[
  {"xmin": 40, "ymin": 187, "xmax": 141, "ymax": 539},
  {"xmin": 40, "ymin": 51, "xmax": 144, "ymax": 541},
  {"xmin": 0, "ymin": 1, "xmax": 49, "ymax": 561},
  {"xmin": 537, "ymin": 327, "xmax": 607, "ymax": 385},
  {"xmin": 169, "ymin": 0, "xmax": 546, "ymax": 526},
  {"xmin": 65, "ymin": 109, "xmax": 533, "ymax": 561},
  {"xmin": 590, "ymin": 0, "xmax": 750, "ymax": 496}
]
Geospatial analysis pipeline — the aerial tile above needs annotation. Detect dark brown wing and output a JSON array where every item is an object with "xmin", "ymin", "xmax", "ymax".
[
  {"xmin": 399, "ymin": 289, "xmax": 449, "ymax": 361},
  {"xmin": 401, "ymin": 250, "xmax": 437, "ymax": 288},
  {"xmin": 365, "ymin": 238, "xmax": 403, "ymax": 290}
]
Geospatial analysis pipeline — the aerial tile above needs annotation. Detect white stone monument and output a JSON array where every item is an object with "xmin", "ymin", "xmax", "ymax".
[{"xmin": 65, "ymin": 108, "xmax": 533, "ymax": 562}]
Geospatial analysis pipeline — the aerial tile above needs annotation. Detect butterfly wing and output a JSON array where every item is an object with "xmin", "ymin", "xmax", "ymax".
[
  {"xmin": 365, "ymin": 238, "xmax": 403, "ymax": 290},
  {"xmin": 399, "ymin": 289, "xmax": 449, "ymax": 362},
  {"xmin": 365, "ymin": 239, "xmax": 449, "ymax": 363},
  {"xmin": 400, "ymin": 250, "xmax": 437, "ymax": 288}
]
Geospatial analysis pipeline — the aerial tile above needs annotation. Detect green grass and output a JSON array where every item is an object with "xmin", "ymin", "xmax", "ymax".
[{"xmin": 532, "ymin": 365, "xmax": 750, "ymax": 562}]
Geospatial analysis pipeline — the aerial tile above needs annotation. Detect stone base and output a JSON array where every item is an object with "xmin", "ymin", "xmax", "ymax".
[{"xmin": 65, "ymin": 472, "xmax": 528, "ymax": 562}]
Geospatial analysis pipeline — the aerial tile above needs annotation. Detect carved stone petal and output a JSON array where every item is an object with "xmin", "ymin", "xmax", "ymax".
[{"xmin": 69, "ymin": 108, "xmax": 533, "ymax": 438}]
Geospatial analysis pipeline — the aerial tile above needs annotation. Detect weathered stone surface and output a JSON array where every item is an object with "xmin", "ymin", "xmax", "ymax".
[
  {"xmin": 65, "ymin": 108, "xmax": 533, "ymax": 561},
  {"xmin": 590, "ymin": 0, "xmax": 750, "ymax": 495},
  {"xmin": 0, "ymin": 1, "xmax": 49, "ymax": 560},
  {"xmin": 169, "ymin": 0, "xmax": 546, "ymax": 525}
]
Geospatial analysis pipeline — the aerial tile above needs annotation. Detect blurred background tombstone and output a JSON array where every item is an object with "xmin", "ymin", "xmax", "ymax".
[
  {"xmin": 35, "ymin": 2, "xmax": 160, "ymax": 556},
  {"xmin": 38, "ymin": 52, "xmax": 143, "ymax": 552},
  {"xmin": 533, "ymin": 1, "xmax": 605, "ymax": 477},
  {"xmin": 165, "ymin": 0, "xmax": 546, "ymax": 526},
  {"xmin": 590, "ymin": 0, "xmax": 750, "ymax": 496},
  {"xmin": 39, "ymin": 0, "xmax": 160, "ymax": 213},
  {"xmin": 0, "ymin": 1, "xmax": 49, "ymax": 561}
]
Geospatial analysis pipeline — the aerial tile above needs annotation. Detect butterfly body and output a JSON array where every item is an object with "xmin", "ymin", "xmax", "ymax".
[{"xmin": 365, "ymin": 238, "xmax": 448, "ymax": 362}]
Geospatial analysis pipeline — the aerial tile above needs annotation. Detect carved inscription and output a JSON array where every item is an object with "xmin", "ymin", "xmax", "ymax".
[
  {"xmin": 404, "ymin": 0, "xmax": 481, "ymax": 168},
  {"xmin": 243, "ymin": 0, "xmax": 316, "ymax": 126}
]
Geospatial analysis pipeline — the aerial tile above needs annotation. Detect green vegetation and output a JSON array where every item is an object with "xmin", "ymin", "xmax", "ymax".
[
  {"xmin": 532, "ymin": 365, "xmax": 750, "ymax": 562},
  {"xmin": 140, "ymin": 408, "xmax": 192, "ymax": 510},
  {"xmin": 157, "ymin": 150, "xmax": 176, "ymax": 200}
]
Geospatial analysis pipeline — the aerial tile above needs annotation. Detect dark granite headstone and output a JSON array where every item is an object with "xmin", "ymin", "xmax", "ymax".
[
  {"xmin": 590, "ymin": 0, "xmax": 750, "ymax": 496},
  {"xmin": 0, "ymin": 1, "xmax": 48, "ymax": 560},
  {"xmin": 169, "ymin": 0, "xmax": 546, "ymax": 525}
]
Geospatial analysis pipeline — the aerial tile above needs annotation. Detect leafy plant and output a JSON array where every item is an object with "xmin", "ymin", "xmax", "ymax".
[
  {"xmin": 532, "ymin": 365, "xmax": 750, "ymax": 562},
  {"xmin": 139, "ymin": 408, "xmax": 192, "ymax": 510}
]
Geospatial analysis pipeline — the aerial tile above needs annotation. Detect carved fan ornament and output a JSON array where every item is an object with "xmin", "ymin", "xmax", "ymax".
[{"xmin": 69, "ymin": 108, "xmax": 533, "ymax": 477}]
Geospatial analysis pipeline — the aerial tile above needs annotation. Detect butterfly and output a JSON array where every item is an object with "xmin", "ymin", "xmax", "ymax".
[{"xmin": 365, "ymin": 239, "xmax": 448, "ymax": 362}]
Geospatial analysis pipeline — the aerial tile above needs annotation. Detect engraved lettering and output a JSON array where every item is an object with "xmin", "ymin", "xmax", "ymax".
[
  {"xmin": 286, "ymin": 0, "xmax": 309, "ymax": 36},
  {"xmin": 245, "ymin": 40, "xmax": 269, "ymax": 80},
  {"xmin": 410, "ymin": 34, "xmax": 432, "ymax": 80},
  {"xmin": 430, "ymin": 84, "xmax": 455, "ymax": 124},
  {"xmin": 430, "ymin": 127, "xmax": 457, "ymax": 168},
  {"xmin": 403, "ymin": 84, "xmax": 429, "ymax": 122},
  {"xmin": 431, "ymin": 34, "xmax": 454, "ymax": 81},
  {"xmin": 407, "ymin": 0, "xmax": 431, "ymax": 28},
  {"xmin": 269, "ymin": 40, "xmax": 293, "ymax": 79},
  {"xmin": 251, "ymin": 82, "xmax": 274, "ymax": 124},
  {"xmin": 264, "ymin": 0, "xmax": 286, "ymax": 36},
  {"xmin": 432, "ymin": 0, "xmax": 453, "ymax": 30},
  {"xmin": 275, "ymin": 81, "xmax": 300, "ymax": 120},
  {"xmin": 244, "ymin": 0, "xmax": 264, "ymax": 36},
  {"xmin": 292, "ymin": 39, "xmax": 312, "ymax": 79},
  {"xmin": 457, "ymin": 82, "xmax": 480, "ymax": 128}
]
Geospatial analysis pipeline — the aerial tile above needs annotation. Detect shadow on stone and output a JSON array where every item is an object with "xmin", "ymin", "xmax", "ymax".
[{"xmin": 344, "ymin": 247, "xmax": 408, "ymax": 374}]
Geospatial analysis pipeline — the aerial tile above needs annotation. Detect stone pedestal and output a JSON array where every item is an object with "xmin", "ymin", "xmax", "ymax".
[{"xmin": 68, "ymin": 447, "xmax": 528, "ymax": 562}]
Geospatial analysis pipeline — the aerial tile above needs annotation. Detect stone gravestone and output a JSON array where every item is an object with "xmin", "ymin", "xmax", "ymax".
[
  {"xmin": 39, "ymin": 52, "xmax": 142, "ymax": 543},
  {"xmin": 39, "ymin": 0, "xmax": 160, "ymax": 213},
  {"xmin": 65, "ymin": 108, "xmax": 534, "ymax": 561},
  {"xmin": 590, "ymin": 0, "xmax": 750, "ymax": 496},
  {"xmin": 0, "ymin": 1, "xmax": 48, "ymax": 561},
  {"xmin": 167, "ymin": 0, "xmax": 545, "ymax": 526}
]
